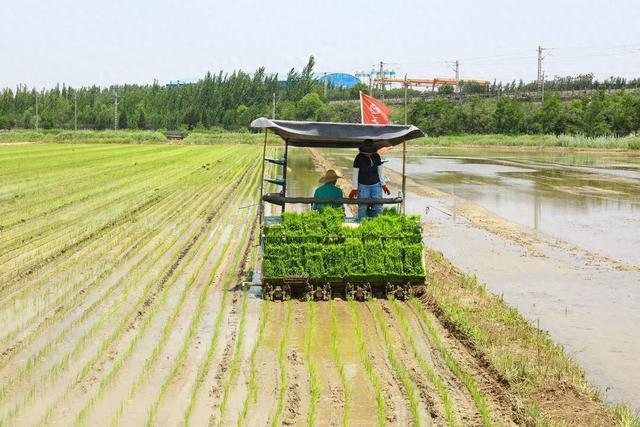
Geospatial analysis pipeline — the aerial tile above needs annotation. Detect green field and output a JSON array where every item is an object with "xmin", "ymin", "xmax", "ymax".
[{"xmin": 1, "ymin": 142, "xmax": 635, "ymax": 426}]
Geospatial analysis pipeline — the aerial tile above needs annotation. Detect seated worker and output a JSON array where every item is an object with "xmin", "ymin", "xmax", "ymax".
[
  {"xmin": 312, "ymin": 169, "xmax": 344, "ymax": 211},
  {"xmin": 348, "ymin": 142, "xmax": 390, "ymax": 221}
]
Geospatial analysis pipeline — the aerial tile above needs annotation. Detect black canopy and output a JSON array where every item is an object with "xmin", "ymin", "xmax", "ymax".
[{"xmin": 250, "ymin": 117, "xmax": 424, "ymax": 149}]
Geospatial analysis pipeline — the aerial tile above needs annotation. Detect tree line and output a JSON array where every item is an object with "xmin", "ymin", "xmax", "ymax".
[
  {"xmin": 1, "ymin": 56, "xmax": 639, "ymax": 137},
  {"xmin": 407, "ymin": 90, "xmax": 640, "ymax": 137}
]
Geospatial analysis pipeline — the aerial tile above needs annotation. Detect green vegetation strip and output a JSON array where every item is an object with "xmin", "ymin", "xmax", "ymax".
[
  {"xmin": 347, "ymin": 300, "xmax": 385, "ymax": 427},
  {"xmin": 304, "ymin": 300, "xmax": 320, "ymax": 427},
  {"xmin": 329, "ymin": 300, "xmax": 351, "ymax": 427},
  {"xmin": 370, "ymin": 301, "xmax": 422, "ymax": 427},
  {"xmin": 270, "ymin": 300, "xmax": 293, "ymax": 427},
  {"xmin": 409, "ymin": 298, "xmax": 493, "ymax": 426},
  {"xmin": 390, "ymin": 299, "xmax": 457, "ymax": 426},
  {"xmin": 236, "ymin": 299, "xmax": 270, "ymax": 426}
]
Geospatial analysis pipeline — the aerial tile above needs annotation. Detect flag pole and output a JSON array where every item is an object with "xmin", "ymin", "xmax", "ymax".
[
  {"xmin": 404, "ymin": 74, "xmax": 408, "ymax": 125},
  {"xmin": 359, "ymin": 91, "xmax": 364, "ymax": 124}
]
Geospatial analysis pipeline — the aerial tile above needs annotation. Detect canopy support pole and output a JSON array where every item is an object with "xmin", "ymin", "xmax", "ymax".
[
  {"xmin": 259, "ymin": 129, "xmax": 268, "ymax": 224},
  {"xmin": 282, "ymin": 139, "xmax": 289, "ymax": 213},
  {"xmin": 401, "ymin": 138, "xmax": 407, "ymax": 214}
]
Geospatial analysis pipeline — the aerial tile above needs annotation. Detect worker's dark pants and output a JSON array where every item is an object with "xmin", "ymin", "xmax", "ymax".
[{"xmin": 357, "ymin": 183, "xmax": 382, "ymax": 221}]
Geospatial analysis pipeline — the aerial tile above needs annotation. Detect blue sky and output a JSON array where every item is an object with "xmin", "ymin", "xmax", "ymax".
[{"xmin": 2, "ymin": 0, "xmax": 639, "ymax": 88}]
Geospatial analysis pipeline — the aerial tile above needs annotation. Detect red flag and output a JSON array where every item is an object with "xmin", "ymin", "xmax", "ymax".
[{"xmin": 360, "ymin": 91, "xmax": 391, "ymax": 125}]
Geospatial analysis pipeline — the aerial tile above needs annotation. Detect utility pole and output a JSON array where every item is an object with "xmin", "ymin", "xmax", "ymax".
[
  {"xmin": 537, "ymin": 45, "xmax": 546, "ymax": 99},
  {"xmin": 35, "ymin": 92, "xmax": 39, "ymax": 130},
  {"xmin": 323, "ymin": 72, "xmax": 328, "ymax": 99},
  {"xmin": 541, "ymin": 72, "xmax": 546, "ymax": 102},
  {"xmin": 272, "ymin": 93, "xmax": 276, "ymax": 119},
  {"xmin": 74, "ymin": 92, "xmax": 78, "ymax": 131},
  {"xmin": 368, "ymin": 69, "xmax": 374, "ymax": 94},
  {"xmin": 447, "ymin": 60, "xmax": 460, "ymax": 92},
  {"xmin": 379, "ymin": 61, "xmax": 385, "ymax": 101},
  {"xmin": 113, "ymin": 90, "xmax": 119, "ymax": 130}
]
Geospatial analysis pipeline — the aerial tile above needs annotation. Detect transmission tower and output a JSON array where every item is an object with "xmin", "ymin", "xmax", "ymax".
[{"xmin": 537, "ymin": 46, "xmax": 547, "ymax": 99}]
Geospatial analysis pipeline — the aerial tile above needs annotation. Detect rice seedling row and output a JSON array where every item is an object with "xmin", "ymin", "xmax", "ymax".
[
  {"xmin": 214, "ymin": 287, "xmax": 250, "ymax": 427},
  {"xmin": 179, "ymin": 216, "xmax": 256, "ymax": 427},
  {"xmin": 0, "ymin": 163, "xmax": 232, "ymax": 378},
  {"xmin": 303, "ymin": 300, "xmax": 320, "ymax": 427},
  {"xmin": 0, "ymin": 145, "xmax": 262, "ymax": 424},
  {"xmin": 329, "ymin": 300, "xmax": 351, "ymax": 427},
  {"xmin": 409, "ymin": 298, "xmax": 494, "ymax": 426},
  {"xmin": 236, "ymin": 299, "xmax": 270, "ymax": 426},
  {"xmin": 131, "ymin": 166, "xmax": 258, "ymax": 426},
  {"xmin": 348, "ymin": 300, "xmax": 386, "ymax": 426},
  {"xmin": 0, "ymin": 184, "xmax": 194, "ymax": 342},
  {"xmin": 270, "ymin": 299, "xmax": 293, "ymax": 427},
  {"xmin": 0, "ymin": 181, "xmax": 214, "ymax": 373},
  {"xmin": 68, "ymin": 169, "xmax": 253, "ymax": 427},
  {"xmin": 390, "ymin": 299, "xmax": 458, "ymax": 426},
  {"xmin": 370, "ymin": 301, "xmax": 423, "ymax": 427},
  {"xmin": 0, "ymin": 152, "xmax": 208, "ymax": 273}
]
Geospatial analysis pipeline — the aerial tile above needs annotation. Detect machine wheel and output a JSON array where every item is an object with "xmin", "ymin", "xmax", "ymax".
[
  {"xmin": 305, "ymin": 282, "xmax": 314, "ymax": 301},
  {"xmin": 386, "ymin": 282, "xmax": 412, "ymax": 301},
  {"xmin": 282, "ymin": 283, "xmax": 291, "ymax": 301},
  {"xmin": 309, "ymin": 283, "xmax": 330, "ymax": 301},
  {"xmin": 395, "ymin": 283, "xmax": 412, "ymax": 301},
  {"xmin": 266, "ymin": 283, "xmax": 290, "ymax": 301},
  {"xmin": 347, "ymin": 282, "xmax": 371, "ymax": 301},
  {"xmin": 263, "ymin": 283, "xmax": 273, "ymax": 301}
]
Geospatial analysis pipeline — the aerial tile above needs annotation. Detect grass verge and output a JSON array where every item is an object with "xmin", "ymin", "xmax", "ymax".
[
  {"xmin": 415, "ymin": 134, "xmax": 640, "ymax": 150},
  {"xmin": 409, "ymin": 297, "xmax": 493, "ymax": 426},
  {"xmin": 422, "ymin": 248, "xmax": 638, "ymax": 426}
]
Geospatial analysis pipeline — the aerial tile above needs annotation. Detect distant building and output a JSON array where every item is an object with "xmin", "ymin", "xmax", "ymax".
[
  {"xmin": 165, "ymin": 78, "xmax": 200, "ymax": 88},
  {"xmin": 315, "ymin": 73, "xmax": 361, "ymax": 88}
]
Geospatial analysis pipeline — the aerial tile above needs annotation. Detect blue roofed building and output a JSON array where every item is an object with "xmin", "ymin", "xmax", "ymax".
[{"xmin": 315, "ymin": 73, "xmax": 361, "ymax": 88}]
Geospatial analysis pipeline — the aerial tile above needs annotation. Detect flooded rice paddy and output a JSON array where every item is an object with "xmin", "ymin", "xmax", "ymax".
[{"xmin": 288, "ymin": 146, "xmax": 640, "ymax": 411}]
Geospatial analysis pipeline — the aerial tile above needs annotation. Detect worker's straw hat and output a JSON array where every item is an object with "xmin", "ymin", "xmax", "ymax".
[{"xmin": 319, "ymin": 169, "xmax": 343, "ymax": 183}]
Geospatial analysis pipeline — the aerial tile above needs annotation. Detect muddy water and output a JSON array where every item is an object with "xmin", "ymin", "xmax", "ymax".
[
  {"xmin": 291, "ymin": 147, "xmax": 640, "ymax": 411},
  {"xmin": 324, "ymin": 147, "xmax": 640, "ymax": 266}
]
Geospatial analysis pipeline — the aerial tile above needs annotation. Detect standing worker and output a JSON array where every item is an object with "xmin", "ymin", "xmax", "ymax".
[{"xmin": 348, "ymin": 141, "xmax": 390, "ymax": 220}]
